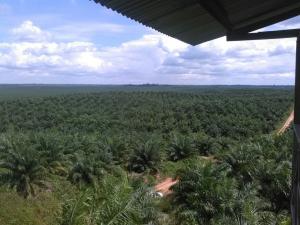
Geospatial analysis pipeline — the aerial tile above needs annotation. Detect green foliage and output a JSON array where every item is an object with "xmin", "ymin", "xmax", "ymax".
[
  {"xmin": 0, "ymin": 87, "xmax": 292, "ymax": 139},
  {"xmin": 128, "ymin": 139, "xmax": 162, "ymax": 174},
  {"xmin": 171, "ymin": 163, "xmax": 235, "ymax": 224},
  {"xmin": 33, "ymin": 133, "xmax": 69, "ymax": 176},
  {"xmin": 167, "ymin": 134, "xmax": 195, "ymax": 161},
  {"xmin": 60, "ymin": 174, "xmax": 158, "ymax": 225},
  {"xmin": 68, "ymin": 151, "xmax": 113, "ymax": 188},
  {"xmin": 0, "ymin": 86, "xmax": 294, "ymax": 225},
  {"xmin": 0, "ymin": 187, "xmax": 61, "ymax": 225},
  {"xmin": 0, "ymin": 136, "xmax": 47, "ymax": 199},
  {"xmin": 68, "ymin": 157, "xmax": 95, "ymax": 187},
  {"xmin": 223, "ymin": 133, "xmax": 292, "ymax": 213},
  {"xmin": 100, "ymin": 136, "xmax": 129, "ymax": 164}
]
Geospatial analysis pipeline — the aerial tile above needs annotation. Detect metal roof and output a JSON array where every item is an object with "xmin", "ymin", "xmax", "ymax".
[{"xmin": 93, "ymin": 0, "xmax": 300, "ymax": 45}]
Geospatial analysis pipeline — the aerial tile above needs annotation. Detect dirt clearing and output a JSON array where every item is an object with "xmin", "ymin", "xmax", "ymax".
[{"xmin": 278, "ymin": 111, "xmax": 294, "ymax": 135}]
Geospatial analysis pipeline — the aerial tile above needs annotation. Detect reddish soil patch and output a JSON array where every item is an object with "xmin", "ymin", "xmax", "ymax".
[{"xmin": 154, "ymin": 178, "xmax": 178, "ymax": 196}]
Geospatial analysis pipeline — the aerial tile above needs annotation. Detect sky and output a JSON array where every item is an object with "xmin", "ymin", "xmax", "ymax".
[{"xmin": 0, "ymin": 0, "xmax": 299, "ymax": 85}]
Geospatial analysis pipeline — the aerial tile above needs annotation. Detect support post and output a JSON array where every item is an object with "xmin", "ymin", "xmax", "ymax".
[
  {"xmin": 291, "ymin": 35, "xmax": 300, "ymax": 225},
  {"xmin": 295, "ymin": 37, "xmax": 300, "ymax": 125}
]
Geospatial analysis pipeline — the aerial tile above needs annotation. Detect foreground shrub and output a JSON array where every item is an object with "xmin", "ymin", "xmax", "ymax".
[
  {"xmin": 171, "ymin": 163, "xmax": 235, "ymax": 224},
  {"xmin": 60, "ymin": 174, "xmax": 158, "ymax": 225}
]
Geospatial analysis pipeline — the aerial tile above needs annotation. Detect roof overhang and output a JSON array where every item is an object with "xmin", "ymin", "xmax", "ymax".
[{"xmin": 93, "ymin": 0, "xmax": 300, "ymax": 45}]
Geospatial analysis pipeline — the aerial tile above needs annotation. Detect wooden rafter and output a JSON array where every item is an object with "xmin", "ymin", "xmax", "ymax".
[
  {"xmin": 197, "ymin": 0, "xmax": 232, "ymax": 31},
  {"xmin": 227, "ymin": 29, "xmax": 300, "ymax": 41}
]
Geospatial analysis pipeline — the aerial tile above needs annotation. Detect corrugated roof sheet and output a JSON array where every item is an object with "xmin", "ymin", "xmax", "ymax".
[{"xmin": 93, "ymin": 0, "xmax": 300, "ymax": 45}]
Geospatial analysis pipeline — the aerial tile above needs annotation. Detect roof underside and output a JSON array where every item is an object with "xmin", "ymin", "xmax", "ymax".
[{"xmin": 93, "ymin": 0, "xmax": 300, "ymax": 45}]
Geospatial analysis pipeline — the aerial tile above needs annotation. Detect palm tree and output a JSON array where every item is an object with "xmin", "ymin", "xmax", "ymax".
[
  {"xmin": 224, "ymin": 139, "xmax": 291, "ymax": 214},
  {"xmin": 60, "ymin": 174, "xmax": 158, "ymax": 225},
  {"xmin": 34, "ymin": 133, "xmax": 69, "ymax": 176},
  {"xmin": 167, "ymin": 134, "xmax": 195, "ymax": 162},
  {"xmin": 171, "ymin": 163, "xmax": 235, "ymax": 225},
  {"xmin": 222, "ymin": 143, "xmax": 264, "ymax": 186},
  {"xmin": 127, "ymin": 140, "xmax": 161, "ymax": 174},
  {"xmin": 68, "ymin": 157, "xmax": 95, "ymax": 188},
  {"xmin": 0, "ymin": 137, "xmax": 47, "ymax": 199},
  {"xmin": 100, "ymin": 137, "xmax": 128, "ymax": 164}
]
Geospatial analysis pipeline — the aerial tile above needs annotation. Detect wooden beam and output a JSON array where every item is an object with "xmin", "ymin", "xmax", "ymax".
[
  {"xmin": 198, "ymin": 0, "xmax": 232, "ymax": 31},
  {"xmin": 227, "ymin": 29, "xmax": 300, "ymax": 41},
  {"xmin": 234, "ymin": 4, "xmax": 300, "ymax": 33}
]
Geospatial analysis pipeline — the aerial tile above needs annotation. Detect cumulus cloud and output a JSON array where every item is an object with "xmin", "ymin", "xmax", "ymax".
[
  {"xmin": 11, "ymin": 21, "xmax": 52, "ymax": 42},
  {"xmin": 0, "ymin": 19, "xmax": 298, "ymax": 84},
  {"xmin": 0, "ymin": 21, "xmax": 188, "ymax": 83},
  {"xmin": 159, "ymin": 38, "xmax": 296, "ymax": 81}
]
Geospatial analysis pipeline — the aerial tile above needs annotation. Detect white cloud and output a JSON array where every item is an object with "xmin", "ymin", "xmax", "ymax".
[
  {"xmin": 0, "ymin": 41, "xmax": 109, "ymax": 72},
  {"xmin": 157, "ymin": 37, "xmax": 296, "ymax": 84},
  {"xmin": 11, "ymin": 21, "xmax": 52, "ymax": 42},
  {"xmin": 0, "ymin": 20, "xmax": 298, "ymax": 84}
]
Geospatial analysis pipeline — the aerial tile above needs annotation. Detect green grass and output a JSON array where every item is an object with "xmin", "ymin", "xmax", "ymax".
[
  {"xmin": 0, "ymin": 188, "xmax": 61, "ymax": 225},
  {"xmin": 0, "ymin": 177, "xmax": 77, "ymax": 225}
]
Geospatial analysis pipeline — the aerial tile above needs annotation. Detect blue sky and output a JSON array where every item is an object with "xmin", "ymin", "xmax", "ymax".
[{"xmin": 0, "ymin": 0, "xmax": 299, "ymax": 85}]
